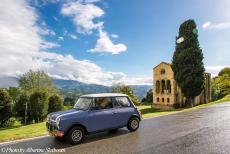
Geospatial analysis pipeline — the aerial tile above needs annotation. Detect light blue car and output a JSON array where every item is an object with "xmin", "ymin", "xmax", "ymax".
[{"xmin": 46, "ymin": 93, "xmax": 142, "ymax": 144}]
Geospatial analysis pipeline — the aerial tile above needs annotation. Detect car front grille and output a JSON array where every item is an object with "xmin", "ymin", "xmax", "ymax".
[{"xmin": 46, "ymin": 122, "xmax": 58, "ymax": 131}]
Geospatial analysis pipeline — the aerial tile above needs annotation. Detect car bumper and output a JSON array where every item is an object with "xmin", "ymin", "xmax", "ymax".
[
  {"xmin": 46, "ymin": 122, "xmax": 64, "ymax": 137},
  {"xmin": 48, "ymin": 130, "xmax": 64, "ymax": 137}
]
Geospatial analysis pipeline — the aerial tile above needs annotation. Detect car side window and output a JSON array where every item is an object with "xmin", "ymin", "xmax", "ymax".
[
  {"xmin": 115, "ymin": 97, "xmax": 131, "ymax": 107},
  {"xmin": 91, "ymin": 97, "xmax": 113, "ymax": 110}
]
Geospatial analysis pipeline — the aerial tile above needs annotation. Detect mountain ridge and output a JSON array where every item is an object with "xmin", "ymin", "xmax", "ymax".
[{"xmin": 0, "ymin": 77, "xmax": 152, "ymax": 99}]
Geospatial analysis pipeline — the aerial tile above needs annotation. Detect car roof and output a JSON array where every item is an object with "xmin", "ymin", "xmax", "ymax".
[{"xmin": 80, "ymin": 93, "xmax": 128, "ymax": 98}]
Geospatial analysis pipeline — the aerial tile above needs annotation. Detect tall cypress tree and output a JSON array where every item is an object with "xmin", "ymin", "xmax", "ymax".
[{"xmin": 172, "ymin": 19, "xmax": 205, "ymax": 106}]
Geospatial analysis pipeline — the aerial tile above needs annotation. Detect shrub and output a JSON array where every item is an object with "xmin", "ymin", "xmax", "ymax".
[
  {"xmin": 48, "ymin": 95, "xmax": 64, "ymax": 113},
  {"xmin": 28, "ymin": 91, "xmax": 48, "ymax": 123},
  {"xmin": 0, "ymin": 89, "xmax": 13, "ymax": 127},
  {"xmin": 64, "ymin": 97, "xmax": 76, "ymax": 106},
  {"xmin": 2, "ymin": 117, "xmax": 16, "ymax": 127}
]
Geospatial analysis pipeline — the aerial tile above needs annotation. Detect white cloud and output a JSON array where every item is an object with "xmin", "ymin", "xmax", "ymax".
[
  {"xmin": 38, "ymin": 22, "xmax": 56, "ymax": 36},
  {"xmin": 202, "ymin": 22, "xmax": 211, "ymax": 29},
  {"xmin": 62, "ymin": 29, "xmax": 78, "ymax": 40},
  {"xmin": 89, "ymin": 29, "xmax": 127, "ymax": 54},
  {"xmin": 69, "ymin": 34, "xmax": 78, "ymax": 40},
  {"xmin": 61, "ymin": 1, "xmax": 127, "ymax": 54},
  {"xmin": 79, "ymin": 0, "xmax": 101, "ymax": 3},
  {"xmin": 58, "ymin": 36, "xmax": 64, "ymax": 41},
  {"xmin": 111, "ymin": 34, "xmax": 119, "ymax": 38},
  {"xmin": 205, "ymin": 66, "xmax": 228, "ymax": 77},
  {"xmin": 0, "ymin": 0, "xmax": 148, "ymax": 86},
  {"xmin": 202, "ymin": 21, "xmax": 230, "ymax": 30},
  {"xmin": 61, "ymin": 1, "xmax": 104, "ymax": 34},
  {"xmin": 41, "ymin": 41, "xmax": 60, "ymax": 49}
]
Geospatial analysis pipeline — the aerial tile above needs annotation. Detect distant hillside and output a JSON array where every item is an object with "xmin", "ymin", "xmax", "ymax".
[
  {"xmin": 0, "ymin": 77, "xmax": 152, "ymax": 99},
  {"xmin": 54, "ymin": 79, "xmax": 110, "ymax": 94},
  {"xmin": 130, "ymin": 85, "xmax": 152, "ymax": 100},
  {"xmin": 0, "ymin": 76, "xmax": 18, "ymax": 88},
  {"xmin": 54, "ymin": 79, "xmax": 151, "ymax": 99}
]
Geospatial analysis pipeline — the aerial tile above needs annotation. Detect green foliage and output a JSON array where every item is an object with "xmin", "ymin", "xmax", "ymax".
[
  {"xmin": 8, "ymin": 87, "xmax": 21, "ymax": 104},
  {"xmin": 218, "ymin": 67, "xmax": 230, "ymax": 76},
  {"xmin": 212, "ymin": 68, "xmax": 230, "ymax": 101},
  {"xmin": 64, "ymin": 105, "xmax": 73, "ymax": 111},
  {"xmin": 141, "ymin": 89, "xmax": 153, "ymax": 103},
  {"xmin": 2, "ymin": 117, "xmax": 16, "ymax": 127},
  {"xmin": 64, "ymin": 97, "xmax": 76, "ymax": 106},
  {"xmin": 112, "ymin": 84, "xmax": 140, "ymax": 105},
  {"xmin": 48, "ymin": 95, "xmax": 64, "ymax": 113},
  {"xmin": 19, "ymin": 70, "xmax": 57, "ymax": 95},
  {"xmin": 13, "ymin": 93, "xmax": 29, "ymax": 124},
  {"xmin": 172, "ymin": 19, "xmax": 205, "ymax": 105},
  {"xmin": 0, "ymin": 89, "xmax": 13, "ymax": 127},
  {"xmin": 28, "ymin": 91, "xmax": 49, "ymax": 123}
]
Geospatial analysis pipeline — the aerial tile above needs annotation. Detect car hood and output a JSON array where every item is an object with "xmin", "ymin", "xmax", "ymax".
[{"xmin": 49, "ymin": 109, "xmax": 79, "ymax": 121}]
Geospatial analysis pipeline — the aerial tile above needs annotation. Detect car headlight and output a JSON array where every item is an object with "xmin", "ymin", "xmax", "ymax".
[{"xmin": 56, "ymin": 117, "xmax": 61, "ymax": 126}]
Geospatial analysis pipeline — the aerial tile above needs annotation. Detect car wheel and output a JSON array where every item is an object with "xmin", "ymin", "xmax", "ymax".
[
  {"xmin": 127, "ymin": 117, "xmax": 140, "ymax": 132},
  {"xmin": 67, "ymin": 126, "xmax": 85, "ymax": 144}
]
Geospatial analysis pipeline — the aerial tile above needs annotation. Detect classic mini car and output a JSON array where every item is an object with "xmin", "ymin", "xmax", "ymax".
[{"xmin": 46, "ymin": 93, "xmax": 142, "ymax": 144}]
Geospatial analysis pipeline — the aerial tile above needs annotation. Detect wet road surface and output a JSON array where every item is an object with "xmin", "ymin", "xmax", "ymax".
[{"xmin": 1, "ymin": 102, "xmax": 230, "ymax": 154}]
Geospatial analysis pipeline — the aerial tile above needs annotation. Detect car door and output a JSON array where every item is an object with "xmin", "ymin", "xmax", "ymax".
[
  {"xmin": 113, "ymin": 96, "xmax": 135, "ymax": 127},
  {"xmin": 86, "ymin": 97, "xmax": 117, "ymax": 132}
]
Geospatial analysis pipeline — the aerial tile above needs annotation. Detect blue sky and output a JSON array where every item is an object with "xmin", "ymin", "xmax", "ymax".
[{"xmin": 0, "ymin": 0, "xmax": 230, "ymax": 85}]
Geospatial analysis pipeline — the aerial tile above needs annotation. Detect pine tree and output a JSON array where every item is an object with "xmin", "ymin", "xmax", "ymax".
[{"xmin": 172, "ymin": 19, "xmax": 205, "ymax": 106}]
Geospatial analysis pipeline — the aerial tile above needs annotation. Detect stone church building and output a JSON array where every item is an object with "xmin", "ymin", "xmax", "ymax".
[{"xmin": 152, "ymin": 62, "xmax": 211, "ymax": 109}]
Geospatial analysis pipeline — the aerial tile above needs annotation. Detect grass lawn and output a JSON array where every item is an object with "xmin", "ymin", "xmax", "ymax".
[
  {"xmin": 0, "ymin": 122, "xmax": 47, "ymax": 142},
  {"xmin": 139, "ymin": 94, "xmax": 230, "ymax": 119},
  {"xmin": 0, "ymin": 95, "xmax": 229, "ymax": 143}
]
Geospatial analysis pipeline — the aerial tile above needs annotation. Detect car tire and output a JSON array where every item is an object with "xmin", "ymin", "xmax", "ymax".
[
  {"xmin": 127, "ymin": 117, "xmax": 140, "ymax": 132},
  {"xmin": 67, "ymin": 126, "xmax": 85, "ymax": 145}
]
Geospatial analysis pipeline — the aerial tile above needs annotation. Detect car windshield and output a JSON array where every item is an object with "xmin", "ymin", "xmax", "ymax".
[{"xmin": 73, "ymin": 97, "xmax": 92, "ymax": 110}]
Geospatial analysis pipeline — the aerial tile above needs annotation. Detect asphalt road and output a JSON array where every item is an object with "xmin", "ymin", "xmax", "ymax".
[{"xmin": 1, "ymin": 102, "xmax": 230, "ymax": 154}]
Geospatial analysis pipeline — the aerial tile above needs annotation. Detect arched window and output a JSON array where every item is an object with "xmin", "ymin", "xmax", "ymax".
[
  {"xmin": 161, "ymin": 80, "xmax": 166, "ymax": 93},
  {"xmin": 161, "ymin": 69, "xmax": 166, "ymax": 75},
  {"xmin": 167, "ymin": 98, "xmax": 170, "ymax": 102},
  {"xmin": 167, "ymin": 80, "xmax": 171, "ymax": 94},
  {"xmin": 156, "ymin": 80, "xmax": 160, "ymax": 93},
  {"xmin": 157, "ymin": 97, "xmax": 159, "ymax": 102},
  {"xmin": 162, "ymin": 98, "xmax": 164, "ymax": 102}
]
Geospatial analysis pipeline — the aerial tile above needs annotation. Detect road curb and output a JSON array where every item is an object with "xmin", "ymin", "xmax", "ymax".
[{"xmin": 0, "ymin": 135, "xmax": 49, "ymax": 146}]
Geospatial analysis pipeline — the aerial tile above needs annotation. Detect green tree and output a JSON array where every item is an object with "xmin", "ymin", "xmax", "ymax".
[
  {"xmin": 141, "ymin": 89, "xmax": 153, "ymax": 103},
  {"xmin": 48, "ymin": 95, "xmax": 64, "ymax": 113},
  {"xmin": 218, "ymin": 67, "xmax": 230, "ymax": 76},
  {"xmin": 0, "ymin": 89, "xmax": 13, "ymax": 127},
  {"xmin": 64, "ymin": 97, "xmax": 76, "ymax": 106},
  {"xmin": 172, "ymin": 19, "xmax": 205, "ymax": 106},
  {"xmin": 212, "ymin": 68, "xmax": 230, "ymax": 101},
  {"xmin": 8, "ymin": 87, "xmax": 21, "ymax": 104},
  {"xmin": 19, "ymin": 70, "xmax": 57, "ymax": 95},
  {"xmin": 112, "ymin": 85, "xmax": 140, "ymax": 105},
  {"xmin": 28, "ymin": 91, "xmax": 49, "ymax": 123},
  {"xmin": 13, "ymin": 93, "xmax": 29, "ymax": 124}
]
